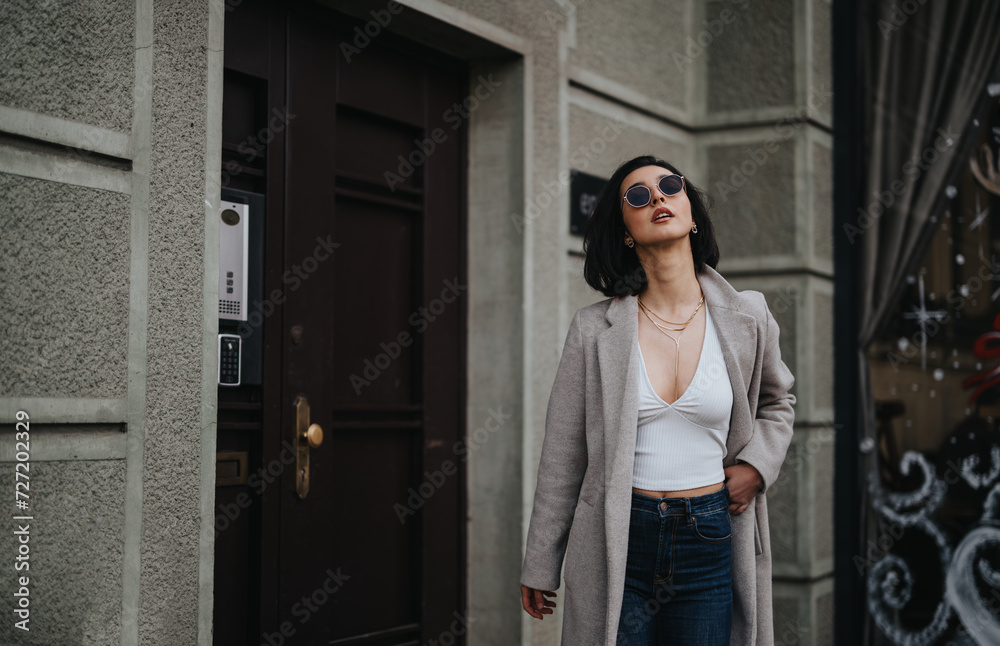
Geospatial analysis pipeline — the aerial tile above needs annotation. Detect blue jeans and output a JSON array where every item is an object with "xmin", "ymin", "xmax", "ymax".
[{"xmin": 616, "ymin": 485, "xmax": 733, "ymax": 645}]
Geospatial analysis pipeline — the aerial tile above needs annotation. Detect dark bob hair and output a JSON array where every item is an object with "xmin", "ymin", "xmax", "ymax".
[{"xmin": 582, "ymin": 155, "xmax": 719, "ymax": 297}]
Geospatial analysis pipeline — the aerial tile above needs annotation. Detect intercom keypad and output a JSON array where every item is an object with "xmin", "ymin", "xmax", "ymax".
[{"xmin": 219, "ymin": 334, "xmax": 241, "ymax": 386}]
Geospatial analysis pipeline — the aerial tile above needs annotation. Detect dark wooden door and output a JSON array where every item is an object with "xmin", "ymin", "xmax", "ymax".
[{"xmin": 274, "ymin": 7, "xmax": 466, "ymax": 644}]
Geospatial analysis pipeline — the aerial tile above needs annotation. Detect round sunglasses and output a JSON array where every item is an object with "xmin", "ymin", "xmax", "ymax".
[{"xmin": 622, "ymin": 174, "xmax": 685, "ymax": 208}]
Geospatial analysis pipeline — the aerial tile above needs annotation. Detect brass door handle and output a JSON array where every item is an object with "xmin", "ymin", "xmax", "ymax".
[
  {"xmin": 304, "ymin": 423, "xmax": 324, "ymax": 449},
  {"xmin": 293, "ymin": 396, "xmax": 323, "ymax": 499}
]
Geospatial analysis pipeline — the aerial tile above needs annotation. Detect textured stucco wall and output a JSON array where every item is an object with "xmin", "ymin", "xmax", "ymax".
[
  {"xmin": 705, "ymin": 0, "xmax": 796, "ymax": 113},
  {"xmin": 0, "ymin": 0, "xmax": 135, "ymax": 133},
  {"xmin": 0, "ymin": 174, "xmax": 131, "ymax": 399},
  {"xmin": 705, "ymin": 138, "xmax": 798, "ymax": 259},
  {"xmin": 573, "ymin": 0, "xmax": 689, "ymax": 114},
  {"xmin": 137, "ymin": 2, "xmax": 217, "ymax": 644},
  {"xmin": 813, "ymin": 140, "xmax": 834, "ymax": 263},
  {"xmin": 567, "ymin": 103, "xmax": 689, "ymax": 177},
  {"xmin": 812, "ymin": 0, "xmax": 833, "ymax": 125},
  {"xmin": 0, "ymin": 0, "xmax": 221, "ymax": 643},
  {"xmin": 0, "ymin": 460, "xmax": 126, "ymax": 645},
  {"xmin": 466, "ymin": 58, "xmax": 527, "ymax": 646},
  {"xmin": 759, "ymin": 286, "xmax": 799, "ymax": 382}
]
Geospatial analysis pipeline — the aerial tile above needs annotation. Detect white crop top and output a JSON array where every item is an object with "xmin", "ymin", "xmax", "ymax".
[{"xmin": 632, "ymin": 302, "xmax": 734, "ymax": 491}]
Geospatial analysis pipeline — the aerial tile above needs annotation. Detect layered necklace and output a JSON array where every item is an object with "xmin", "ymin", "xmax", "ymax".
[{"xmin": 637, "ymin": 290, "xmax": 705, "ymax": 403}]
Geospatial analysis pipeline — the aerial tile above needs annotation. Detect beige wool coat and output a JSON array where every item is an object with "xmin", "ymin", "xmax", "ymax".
[{"xmin": 521, "ymin": 265, "xmax": 796, "ymax": 645}]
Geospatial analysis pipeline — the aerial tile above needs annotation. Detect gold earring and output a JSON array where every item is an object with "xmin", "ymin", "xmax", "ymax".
[{"xmin": 625, "ymin": 236, "xmax": 635, "ymax": 248}]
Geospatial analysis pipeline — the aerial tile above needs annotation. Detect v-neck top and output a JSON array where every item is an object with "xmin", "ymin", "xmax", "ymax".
[{"xmin": 632, "ymin": 302, "xmax": 734, "ymax": 490}]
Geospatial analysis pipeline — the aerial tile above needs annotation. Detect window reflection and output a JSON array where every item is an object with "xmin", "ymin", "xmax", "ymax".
[{"xmin": 866, "ymin": 98, "xmax": 1000, "ymax": 644}]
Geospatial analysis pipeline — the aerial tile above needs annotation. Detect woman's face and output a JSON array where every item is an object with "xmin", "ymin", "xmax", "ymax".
[{"xmin": 619, "ymin": 165, "xmax": 694, "ymax": 250}]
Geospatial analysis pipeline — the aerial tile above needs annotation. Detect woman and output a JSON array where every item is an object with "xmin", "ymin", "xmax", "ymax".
[{"xmin": 519, "ymin": 155, "xmax": 796, "ymax": 645}]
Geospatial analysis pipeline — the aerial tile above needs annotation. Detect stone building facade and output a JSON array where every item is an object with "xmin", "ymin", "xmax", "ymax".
[{"xmin": 0, "ymin": 0, "xmax": 832, "ymax": 644}]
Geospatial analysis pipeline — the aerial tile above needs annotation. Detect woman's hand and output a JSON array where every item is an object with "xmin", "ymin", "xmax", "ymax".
[
  {"xmin": 520, "ymin": 585, "xmax": 557, "ymax": 619},
  {"xmin": 724, "ymin": 463, "xmax": 763, "ymax": 515}
]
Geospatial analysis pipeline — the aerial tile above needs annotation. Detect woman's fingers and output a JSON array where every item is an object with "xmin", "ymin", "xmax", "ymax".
[
  {"xmin": 729, "ymin": 502, "xmax": 750, "ymax": 514},
  {"xmin": 534, "ymin": 589, "xmax": 557, "ymax": 614},
  {"xmin": 521, "ymin": 585, "xmax": 541, "ymax": 619},
  {"xmin": 725, "ymin": 465, "xmax": 762, "ymax": 515},
  {"xmin": 520, "ymin": 585, "xmax": 557, "ymax": 619}
]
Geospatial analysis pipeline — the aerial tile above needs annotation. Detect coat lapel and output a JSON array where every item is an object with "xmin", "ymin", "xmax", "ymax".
[
  {"xmin": 597, "ymin": 294, "xmax": 639, "ymax": 642},
  {"xmin": 598, "ymin": 266, "xmax": 759, "ymax": 641},
  {"xmin": 597, "ymin": 294, "xmax": 639, "ymax": 505},
  {"xmin": 697, "ymin": 266, "xmax": 759, "ymax": 459}
]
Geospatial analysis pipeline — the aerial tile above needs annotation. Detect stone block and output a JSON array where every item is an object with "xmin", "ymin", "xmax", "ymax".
[
  {"xmin": 703, "ymin": 133, "xmax": 797, "ymax": 262},
  {"xmin": 568, "ymin": 100, "xmax": 690, "ymax": 180},
  {"xmin": 767, "ymin": 424, "xmax": 836, "ymax": 579},
  {"xmin": 728, "ymin": 273, "xmax": 834, "ymax": 424},
  {"xmin": 573, "ymin": 0, "xmax": 688, "ymax": 115},
  {"xmin": 704, "ymin": 0, "xmax": 796, "ymax": 115},
  {"xmin": 772, "ymin": 576, "xmax": 835, "ymax": 646},
  {"xmin": 700, "ymin": 127, "xmax": 833, "ymax": 274},
  {"xmin": 0, "ymin": 174, "xmax": 130, "ymax": 398},
  {"xmin": 0, "ymin": 459, "xmax": 126, "ymax": 644},
  {"xmin": 0, "ymin": 0, "xmax": 135, "ymax": 133}
]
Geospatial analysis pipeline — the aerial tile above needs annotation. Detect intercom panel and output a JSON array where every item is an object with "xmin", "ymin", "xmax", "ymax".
[
  {"xmin": 219, "ymin": 200, "xmax": 249, "ymax": 322},
  {"xmin": 218, "ymin": 188, "xmax": 265, "ymax": 386}
]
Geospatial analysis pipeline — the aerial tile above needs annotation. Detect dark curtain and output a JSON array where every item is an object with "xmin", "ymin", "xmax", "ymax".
[{"xmin": 854, "ymin": 2, "xmax": 1000, "ymax": 644}]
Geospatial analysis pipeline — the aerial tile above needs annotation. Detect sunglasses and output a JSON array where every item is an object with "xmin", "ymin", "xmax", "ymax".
[{"xmin": 622, "ymin": 175, "xmax": 686, "ymax": 208}]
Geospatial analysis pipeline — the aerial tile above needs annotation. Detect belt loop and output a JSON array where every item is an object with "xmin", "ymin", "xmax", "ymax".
[{"xmin": 684, "ymin": 497, "xmax": 693, "ymax": 524}]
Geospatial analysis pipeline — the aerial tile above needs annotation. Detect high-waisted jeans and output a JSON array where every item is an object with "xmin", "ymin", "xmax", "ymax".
[{"xmin": 616, "ymin": 485, "xmax": 733, "ymax": 645}]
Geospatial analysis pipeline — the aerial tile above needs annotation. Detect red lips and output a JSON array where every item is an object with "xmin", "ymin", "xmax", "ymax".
[{"xmin": 652, "ymin": 207, "xmax": 673, "ymax": 222}]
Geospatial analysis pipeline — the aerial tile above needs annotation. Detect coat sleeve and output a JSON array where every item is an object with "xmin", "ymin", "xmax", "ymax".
[
  {"xmin": 520, "ymin": 310, "xmax": 588, "ymax": 592},
  {"xmin": 734, "ymin": 296, "xmax": 796, "ymax": 494}
]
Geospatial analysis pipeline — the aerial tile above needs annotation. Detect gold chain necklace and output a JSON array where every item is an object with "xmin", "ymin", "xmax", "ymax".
[{"xmin": 637, "ymin": 292, "xmax": 705, "ymax": 402}]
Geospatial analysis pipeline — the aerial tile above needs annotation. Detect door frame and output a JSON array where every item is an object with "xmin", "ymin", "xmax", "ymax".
[{"xmin": 218, "ymin": 0, "xmax": 533, "ymax": 641}]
